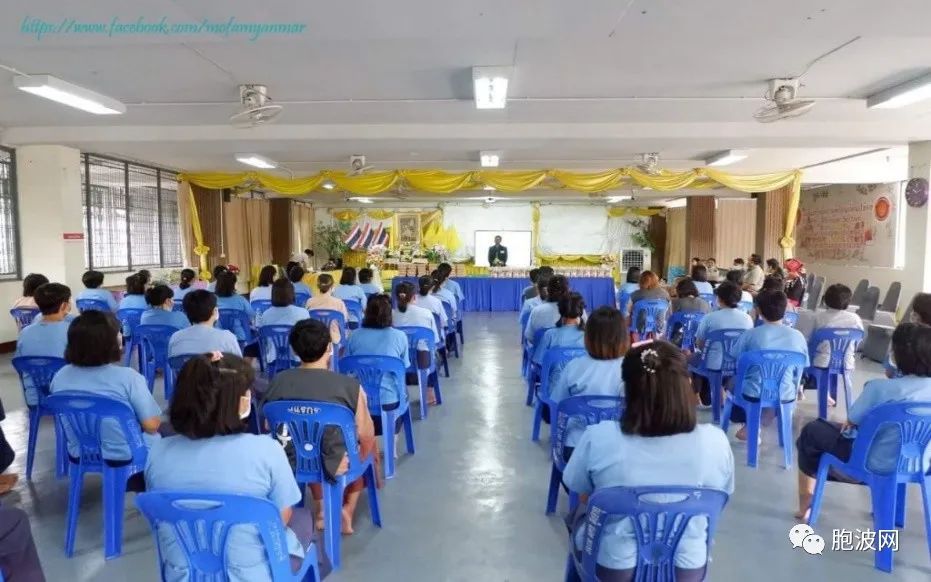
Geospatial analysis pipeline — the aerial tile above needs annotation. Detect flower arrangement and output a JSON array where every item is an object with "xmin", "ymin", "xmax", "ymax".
[
  {"xmin": 424, "ymin": 244, "xmax": 449, "ymax": 263},
  {"xmin": 627, "ymin": 218, "xmax": 656, "ymax": 252},
  {"xmin": 366, "ymin": 244, "xmax": 387, "ymax": 267}
]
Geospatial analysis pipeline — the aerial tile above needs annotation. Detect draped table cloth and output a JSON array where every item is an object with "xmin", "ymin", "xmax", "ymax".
[{"xmin": 391, "ymin": 276, "xmax": 617, "ymax": 313}]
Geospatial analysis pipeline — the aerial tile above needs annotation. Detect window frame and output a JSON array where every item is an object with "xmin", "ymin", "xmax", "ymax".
[{"xmin": 0, "ymin": 146, "xmax": 22, "ymax": 281}]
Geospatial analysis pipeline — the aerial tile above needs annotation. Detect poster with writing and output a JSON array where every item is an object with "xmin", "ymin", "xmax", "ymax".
[{"xmin": 796, "ymin": 182, "xmax": 900, "ymax": 267}]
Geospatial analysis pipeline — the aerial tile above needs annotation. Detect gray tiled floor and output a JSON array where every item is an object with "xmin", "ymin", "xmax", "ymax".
[{"xmin": 1, "ymin": 313, "xmax": 929, "ymax": 580}]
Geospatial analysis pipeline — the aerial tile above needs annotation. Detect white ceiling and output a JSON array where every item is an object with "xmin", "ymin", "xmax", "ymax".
[{"xmin": 2, "ymin": 0, "xmax": 930, "ymax": 197}]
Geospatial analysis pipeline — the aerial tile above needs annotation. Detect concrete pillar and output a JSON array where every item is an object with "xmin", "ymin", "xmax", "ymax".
[{"xmin": 685, "ymin": 197, "xmax": 715, "ymax": 262}]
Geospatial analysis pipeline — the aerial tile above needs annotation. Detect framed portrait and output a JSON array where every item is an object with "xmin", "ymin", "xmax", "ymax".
[{"xmin": 397, "ymin": 213, "xmax": 421, "ymax": 246}]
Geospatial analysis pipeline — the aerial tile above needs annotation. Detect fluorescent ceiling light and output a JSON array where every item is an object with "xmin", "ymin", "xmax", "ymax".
[
  {"xmin": 234, "ymin": 154, "xmax": 277, "ymax": 169},
  {"xmin": 473, "ymin": 66, "xmax": 510, "ymax": 109},
  {"xmin": 868, "ymin": 73, "xmax": 931, "ymax": 109},
  {"xmin": 350, "ymin": 197, "xmax": 373, "ymax": 204},
  {"xmin": 706, "ymin": 150, "xmax": 748, "ymax": 167},
  {"xmin": 605, "ymin": 196, "xmax": 632, "ymax": 203},
  {"xmin": 480, "ymin": 151, "xmax": 501, "ymax": 167},
  {"xmin": 14, "ymin": 74, "xmax": 125, "ymax": 115},
  {"xmin": 322, "ymin": 180, "xmax": 335, "ymax": 190},
  {"xmin": 483, "ymin": 185, "xmax": 496, "ymax": 191}
]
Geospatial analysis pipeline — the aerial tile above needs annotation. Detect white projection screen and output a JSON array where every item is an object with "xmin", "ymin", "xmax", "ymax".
[{"xmin": 474, "ymin": 230, "xmax": 533, "ymax": 267}]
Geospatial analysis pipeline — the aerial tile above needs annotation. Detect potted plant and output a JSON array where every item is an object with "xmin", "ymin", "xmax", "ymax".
[{"xmin": 315, "ymin": 221, "xmax": 351, "ymax": 268}]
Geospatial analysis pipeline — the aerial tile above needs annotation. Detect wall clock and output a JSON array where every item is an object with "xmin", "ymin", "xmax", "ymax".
[{"xmin": 905, "ymin": 177, "xmax": 929, "ymax": 208}]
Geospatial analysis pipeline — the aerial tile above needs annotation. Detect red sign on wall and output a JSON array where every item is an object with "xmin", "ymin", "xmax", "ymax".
[{"xmin": 62, "ymin": 232, "xmax": 84, "ymax": 241}]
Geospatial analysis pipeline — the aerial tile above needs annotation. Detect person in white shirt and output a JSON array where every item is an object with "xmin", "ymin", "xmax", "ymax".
[
  {"xmin": 806, "ymin": 283, "xmax": 864, "ymax": 370},
  {"xmin": 690, "ymin": 265, "xmax": 714, "ymax": 296},
  {"xmin": 742, "ymin": 254, "xmax": 765, "ymax": 293},
  {"xmin": 415, "ymin": 275, "xmax": 447, "ymax": 333},
  {"xmin": 249, "ymin": 265, "xmax": 277, "ymax": 303},
  {"xmin": 392, "ymin": 281, "xmax": 440, "ymax": 345},
  {"xmin": 725, "ymin": 270, "xmax": 753, "ymax": 304}
]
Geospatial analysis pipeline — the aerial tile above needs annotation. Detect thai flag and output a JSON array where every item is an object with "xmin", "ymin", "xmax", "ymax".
[
  {"xmin": 376, "ymin": 227, "xmax": 389, "ymax": 246},
  {"xmin": 366, "ymin": 223, "xmax": 383, "ymax": 249},
  {"xmin": 353, "ymin": 222, "xmax": 371, "ymax": 250},
  {"xmin": 344, "ymin": 223, "xmax": 363, "ymax": 248}
]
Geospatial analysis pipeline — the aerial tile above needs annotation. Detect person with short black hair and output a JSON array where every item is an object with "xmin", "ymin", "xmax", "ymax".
[
  {"xmin": 523, "ymin": 268, "xmax": 541, "ymax": 301},
  {"xmin": 690, "ymin": 265, "xmax": 713, "ymax": 295},
  {"xmin": 705, "ymin": 258, "xmax": 720, "ymax": 282},
  {"xmin": 488, "ymin": 235, "xmax": 508, "ymax": 266},
  {"xmin": 795, "ymin": 323, "xmax": 931, "ymax": 520},
  {"xmin": 136, "ymin": 270, "xmax": 152, "ymax": 288},
  {"xmin": 691, "ymin": 257, "xmax": 702, "ymax": 267},
  {"xmin": 742, "ymin": 254, "xmax": 765, "ymax": 293},
  {"xmin": 562, "ymin": 340, "xmax": 734, "ymax": 581},
  {"xmin": 909, "ymin": 292, "xmax": 931, "ymax": 325},
  {"xmin": 169, "ymin": 290, "xmax": 242, "ymax": 357},
  {"xmin": 12, "ymin": 273, "xmax": 49, "ymax": 312},
  {"xmin": 206, "ymin": 264, "xmax": 228, "ymax": 293},
  {"xmin": 76, "ymin": 269, "xmax": 117, "ymax": 312},
  {"xmin": 672, "ymin": 278, "xmax": 711, "ymax": 315},
  {"xmin": 725, "ymin": 269, "xmax": 753, "ymax": 303},
  {"xmin": 358, "ymin": 268, "xmax": 381, "ymax": 296},
  {"xmin": 520, "ymin": 272, "xmax": 551, "ymax": 323},
  {"xmin": 765, "ymin": 258, "xmax": 784, "ymax": 279},
  {"xmin": 532, "ymin": 292, "xmax": 586, "ymax": 366},
  {"xmin": 258, "ymin": 278, "xmax": 310, "ymax": 328},
  {"xmin": 172, "ymin": 268, "xmax": 199, "ymax": 301},
  {"xmin": 250, "ymin": 265, "xmax": 278, "ymax": 303},
  {"xmin": 288, "ymin": 266, "xmax": 314, "ymax": 302},
  {"xmin": 118, "ymin": 274, "xmax": 148, "ymax": 310},
  {"xmin": 525, "ymin": 275, "xmax": 573, "ymax": 345},
  {"xmin": 806, "ymin": 283, "xmax": 863, "ymax": 373},
  {"xmin": 264, "ymin": 319, "xmax": 381, "ymax": 534},
  {"xmin": 616, "ymin": 267, "xmax": 641, "ymax": 309},
  {"xmin": 51, "ymin": 311, "xmax": 162, "ymax": 461},
  {"xmin": 146, "ymin": 352, "xmax": 327, "ymax": 578},
  {"xmin": 732, "ymin": 257, "xmax": 746, "ymax": 272},
  {"xmin": 141, "ymin": 284, "xmax": 190, "ymax": 329},
  {"xmin": 15, "ymin": 283, "xmax": 73, "ymax": 407},
  {"xmin": 332, "ymin": 267, "xmax": 367, "ymax": 323}
]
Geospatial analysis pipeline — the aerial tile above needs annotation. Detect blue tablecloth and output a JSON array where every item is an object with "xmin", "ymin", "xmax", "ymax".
[{"xmin": 391, "ymin": 276, "xmax": 616, "ymax": 312}]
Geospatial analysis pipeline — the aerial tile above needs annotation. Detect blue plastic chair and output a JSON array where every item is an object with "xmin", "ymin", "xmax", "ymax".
[
  {"xmin": 167, "ymin": 354, "xmax": 195, "ymax": 385},
  {"xmin": 338, "ymin": 355, "xmax": 415, "ymax": 479},
  {"xmin": 75, "ymin": 299, "xmax": 111, "ymax": 313},
  {"xmin": 308, "ymin": 309, "xmax": 348, "ymax": 371},
  {"xmin": 546, "ymin": 395, "xmax": 625, "ymax": 515},
  {"xmin": 721, "ymin": 350, "xmax": 807, "ymax": 468},
  {"xmin": 566, "ymin": 486, "xmax": 729, "ymax": 581},
  {"xmin": 135, "ymin": 491, "xmax": 321, "ymax": 582},
  {"xmin": 630, "ymin": 299, "xmax": 669, "ymax": 339},
  {"xmin": 519, "ymin": 309, "xmax": 532, "ymax": 377},
  {"xmin": 525, "ymin": 328, "xmax": 549, "ymax": 406},
  {"xmin": 134, "ymin": 324, "xmax": 177, "ymax": 399},
  {"xmin": 531, "ymin": 347, "xmax": 587, "ymax": 442},
  {"xmin": 737, "ymin": 300, "xmax": 754, "ymax": 314},
  {"xmin": 808, "ymin": 401, "xmax": 931, "ymax": 573},
  {"xmin": 343, "ymin": 300, "xmax": 364, "ymax": 330},
  {"xmin": 805, "ymin": 328, "xmax": 865, "ymax": 420},
  {"xmin": 116, "ymin": 308, "xmax": 146, "ymax": 367},
  {"xmin": 10, "ymin": 307, "xmax": 40, "ymax": 330},
  {"xmin": 699, "ymin": 292, "xmax": 716, "ymax": 307},
  {"xmin": 617, "ymin": 289, "xmax": 633, "ymax": 313},
  {"xmin": 754, "ymin": 311, "xmax": 800, "ymax": 329},
  {"xmin": 11, "ymin": 356, "xmax": 68, "ymax": 480},
  {"xmin": 688, "ymin": 328, "xmax": 745, "ymax": 424},
  {"xmin": 664, "ymin": 310, "xmax": 706, "ymax": 351},
  {"xmin": 396, "ymin": 326, "xmax": 443, "ymax": 420},
  {"xmin": 217, "ymin": 308, "xmax": 257, "ymax": 353},
  {"xmin": 441, "ymin": 301, "xmax": 460, "ymax": 358},
  {"xmin": 258, "ymin": 324, "xmax": 299, "ymax": 379},
  {"xmin": 263, "ymin": 401, "xmax": 381, "ymax": 570},
  {"xmin": 432, "ymin": 312, "xmax": 451, "ymax": 378},
  {"xmin": 456, "ymin": 297, "xmax": 465, "ymax": 345},
  {"xmin": 294, "ymin": 292, "xmax": 312, "ymax": 308},
  {"xmin": 251, "ymin": 299, "xmax": 273, "ymax": 316},
  {"xmin": 171, "ymin": 300, "xmax": 185, "ymax": 313},
  {"xmin": 44, "ymin": 391, "xmax": 148, "ymax": 559}
]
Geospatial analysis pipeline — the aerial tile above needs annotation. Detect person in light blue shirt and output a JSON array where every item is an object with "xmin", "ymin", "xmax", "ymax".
[
  {"xmin": 205, "ymin": 265, "xmax": 228, "ymax": 293},
  {"xmin": 358, "ymin": 268, "xmax": 382, "ymax": 296},
  {"xmin": 693, "ymin": 281, "xmax": 754, "ymax": 371},
  {"xmin": 171, "ymin": 268, "xmax": 199, "ymax": 301},
  {"xmin": 288, "ymin": 266, "xmax": 314, "ymax": 303},
  {"xmin": 50, "ymin": 311, "xmax": 162, "ymax": 461},
  {"xmin": 690, "ymin": 264, "xmax": 714, "ymax": 296},
  {"xmin": 145, "ymin": 352, "xmax": 324, "ymax": 582},
  {"xmin": 520, "ymin": 273, "xmax": 550, "ymax": 324},
  {"xmin": 795, "ymin": 322, "xmax": 931, "ymax": 521},
  {"xmin": 140, "ymin": 285, "xmax": 190, "ymax": 329},
  {"xmin": 16, "ymin": 283, "xmax": 73, "ymax": 406},
  {"xmin": 118, "ymin": 273, "xmax": 148, "ymax": 311},
  {"xmin": 332, "ymin": 267, "xmax": 367, "ymax": 323},
  {"xmin": 344, "ymin": 295, "xmax": 411, "ymax": 428},
  {"xmin": 257, "ymin": 279, "xmax": 310, "ymax": 327},
  {"xmin": 533, "ymin": 292, "xmax": 586, "ymax": 366},
  {"xmin": 393, "ymin": 281, "xmax": 440, "ymax": 345},
  {"xmin": 214, "ymin": 271, "xmax": 256, "ymax": 355},
  {"xmin": 249, "ymin": 265, "xmax": 277, "ymax": 303},
  {"xmin": 75, "ymin": 270, "xmax": 117, "ymax": 311},
  {"xmin": 432, "ymin": 271, "xmax": 459, "ymax": 319},
  {"xmin": 549, "ymin": 306, "xmax": 627, "ymax": 448},
  {"xmin": 616, "ymin": 266, "xmax": 641, "ymax": 311},
  {"xmin": 563, "ymin": 341, "xmax": 734, "ymax": 579},
  {"xmin": 169, "ymin": 290, "xmax": 242, "ymax": 357},
  {"xmin": 525, "ymin": 275, "xmax": 570, "ymax": 345},
  {"xmin": 416, "ymin": 275, "xmax": 448, "ymax": 333},
  {"xmin": 438, "ymin": 263, "xmax": 465, "ymax": 306}
]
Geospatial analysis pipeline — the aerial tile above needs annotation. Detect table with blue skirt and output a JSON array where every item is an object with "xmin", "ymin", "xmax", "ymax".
[{"xmin": 390, "ymin": 276, "xmax": 617, "ymax": 312}]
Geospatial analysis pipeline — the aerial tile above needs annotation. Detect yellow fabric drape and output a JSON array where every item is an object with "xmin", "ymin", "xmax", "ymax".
[
  {"xmin": 606, "ymin": 207, "xmax": 665, "ymax": 218},
  {"xmin": 779, "ymin": 173, "xmax": 803, "ymax": 259},
  {"xmin": 176, "ymin": 180, "xmax": 195, "ymax": 268},
  {"xmin": 186, "ymin": 183, "xmax": 211, "ymax": 280}
]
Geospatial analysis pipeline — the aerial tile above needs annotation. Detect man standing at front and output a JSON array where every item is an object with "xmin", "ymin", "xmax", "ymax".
[{"xmin": 488, "ymin": 235, "xmax": 508, "ymax": 266}]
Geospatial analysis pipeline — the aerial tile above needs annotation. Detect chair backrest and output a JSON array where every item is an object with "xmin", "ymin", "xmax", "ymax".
[
  {"xmin": 442, "ymin": 300, "xmax": 456, "ymax": 322},
  {"xmin": 736, "ymin": 300, "xmax": 754, "ymax": 314},
  {"xmin": 75, "ymin": 299, "xmax": 111, "ymax": 313},
  {"xmin": 134, "ymin": 324, "xmax": 177, "ymax": 369},
  {"xmin": 617, "ymin": 289, "xmax": 633, "ymax": 312},
  {"xmin": 9, "ymin": 307, "xmax": 40, "ymax": 329},
  {"xmin": 782, "ymin": 311, "xmax": 799, "ymax": 328},
  {"xmin": 808, "ymin": 327, "xmax": 865, "ymax": 372},
  {"xmin": 539, "ymin": 347, "xmax": 588, "ymax": 401},
  {"xmin": 217, "ymin": 309, "xmax": 255, "ymax": 343},
  {"xmin": 806, "ymin": 276, "xmax": 826, "ymax": 311},
  {"xmin": 135, "ymin": 491, "xmax": 301, "ymax": 581},
  {"xmin": 294, "ymin": 292, "xmax": 311, "ymax": 308},
  {"xmin": 551, "ymin": 395, "xmax": 624, "ymax": 470},
  {"xmin": 395, "ymin": 326, "xmax": 435, "ymax": 371},
  {"xmin": 365, "ymin": 292, "xmax": 379, "ymax": 303},
  {"xmin": 844, "ymin": 401, "xmax": 931, "ymax": 477},
  {"xmin": 572, "ymin": 486, "xmax": 729, "ymax": 582},
  {"xmin": 851, "ymin": 278, "xmax": 870, "ymax": 306},
  {"xmin": 307, "ymin": 309, "xmax": 347, "ymax": 343},
  {"xmin": 343, "ymin": 299, "xmax": 364, "ymax": 323},
  {"xmin": 168, "ymin": 354, "xmax": 197, "ymax": 380},
  {"xmin": 338, "ymin": 355, "xmax": 407, "ymax": 412},
  {"xmin": 116, "ymin": 308, "xmax": 146, "ymax": 337},
  {"xmin": 258, "ymin": 325, "xmax": 298, "ymax": 377},
  {"xmin": 251, "ymin": 300, "xmax": 273, "ymax": 315},
  {"xmin": 665, "ymin": 310, "xmax": 706, "ymax": 350},
  {"xmin": 805, "ymin": 272, "xmax": 815, "ymax": 291},
  {"xmin": 631, "ymin": 300, "xmax": 669, "ymax": 334},
  {"xmin": 880, "ymin": 282, "xmax": 902, "ymax": 313},
  {"xmin": 519, "ymin": 309, "xmax": 531, "ymax": 340},
  {"xmin": 171, "ymin": 300, "xmax": 185, "ymax": 313},
  {"xmin": 695, "ymin": 328, "xmax": 746, "ymax": 375},
  {"xmin": 43, "ymin": 391, "xmax": 147, "ymax": 465},
  {"xmin": 11, "ymin": 356, "xmax": 67, "ymax": 405},
  {"xmin": 263, "ymin": 400, "xmax": 361, "ymax": 484},
  {"xmin": 699, "ymin": 293, "xmax": 716, "ymax": 307},
  {"xmin": 857, "ymin": 286, "xmax": 881, "ymax": 321},
  {"xmin": 734, "ymin": 350, "xmax": 807, "ymax": 402}
]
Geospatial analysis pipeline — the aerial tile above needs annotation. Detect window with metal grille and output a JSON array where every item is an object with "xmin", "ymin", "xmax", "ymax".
[
  {"xmin": 82, "ymin": 154, "xmax": 182, "ymax": 270},
  {"xmin": 0, "ymin": 147, "xmax": 20, "ymax": 279}
]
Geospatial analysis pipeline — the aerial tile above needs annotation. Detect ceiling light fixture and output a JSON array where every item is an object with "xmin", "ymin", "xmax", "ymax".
[
  {"xmin": 473, "ymin": 66, "xmax": 510, "ymax": 109},
  {"xmin": 868, "ymin": 73, "xmax": 931, "ymax": 109},
  {"xmin": 480, "ymin": 151, "xmax": 501, "ymax": 167},
  {"xmin": 351, "ymin": 197, "xmax": 374, "ymax": 204},
  {"xmin": 234, "ymin": 154, "xmax": 277, "ymax": 169},
  {"xmin": 322, "ymin": 180, "xmax": 335, "ymax": 190},
  {"xmin": 605, "ymin": 196, "xmax": 632, "ymax": 203},
  {"xmin": 706, "ymin": 150, "xmax": 748, "ymax": 167},
  {"xmin": 14, "ymin": 74, "xmax": 125, "ymax": 115},
  {"xmin": 483, "ymin": 185, "xmax": 497, "ymax": 191}
]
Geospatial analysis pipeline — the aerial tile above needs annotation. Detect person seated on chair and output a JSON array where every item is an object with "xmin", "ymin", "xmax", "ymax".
[
  {"xmin": 358, "ymin": 268, "xmax": 381, "ymax": 296},
  {"xmin": 343, "ymin": 295, "xmax": 410, "ymax": 436},
  {"xmin": 671, "ymin": 278, "xmax": 711, "ymax": 315},
  {"xmin": 749, "ymin": 276, "xmax": 789, "ymax": 320},
  {"xmin": 288, "ymin": 266, "xmax": 314, "ymax": 301},
  {"xmin": 249, "ymin": 265, "xmax": 277, "ymax": 303},
  {"xmin": 171, "ymin": 268, "xmax": 199, "ymax": 301},
  {"xmin": 783, "ymin": 259, "xmax": 806, "ymax": 308},
  {"xmin": 690, "ymin": 265, "xmax": 714, "ymax": 296},
  {"xmin": 522, "ymin": 268, "xmax": 541, "ymax": 302},
  {"xmin": 705, "ymin": 258, "xmax": 721, "ymax": 282},
  {"xmin": 118, "ymin": 273, "xmax": 148, "ymax": 310},
  {"xmin": 140, "ymin": 285, "xmax": 190, "ymax": 329},
  {"xmin": 627, "ymin": 271, "xmax": 670, "ymax": 339},
  {"xmin": 76, "ymin": 269, "xmax": 117, "ymax": 312},
  {"xmin": 616, "ymin": 267, "xmax": 641, "ymax": 312},
  {"xmin": 525, "ymin": 275, "xmax": 571, "ymax": 346},
  {"xmin": 691, "ymin": 282, "xmax": 754, "ymax": 406},
  {"xmin": 51, "ymin": 311, "xmax": 162, "ymax": 461},
  {"xmin": 11, "ymin": 273, "xmax": 48, "ymax": 312},
  {"xmin": 416, "ymin": 275, "xmax": 448, "ymax": 334},
  {"xmin": 742, "ymin": 254, "xmax": 765, "ymax": 293},
  {"xmin": 731, "ymin": 257, "xmax": 746, "ymax": 273},
  {"xmin": 520, "ymin": 271, "xmax": 551, "ymax": 324},
  {"xmin": 532, "ymin": 292, "xmax": 586, "ymax": 366},
  {"xmin": 146, "ymin": 352, "xmax": 329, "ymax": 580},
  {"xmin": 563, "ymin": 341, "xmax": 734, "ymax": 582},
  {"xmin": 795, "ymin": 323, "xmax": 931, "ymax": 521},
  {"xmin": 307, "ymin": 274, "xmax": 349, "ymax": 344},
  {"xmin": 392, "ymin": 281, "xmax": 440, "ymax": 347},
  {"xmin": 15, "ymin": 283, "xmax": 72, "ymax": 407},
  {"xmin": 430, "ymin": 269, "xmax": 459, "ymax": 319},
  {"xmin": 724, "ymin": 269, "xmax": 753, "ymax": 304},
  {"xmin": 548, "ymin": 306, "xmax": 627, "ymax": 441},
  {"xmin": 214, "ymin": 271, "xmax": 257, "ymax": 358},
  {"xmin": 438, "ymin": 262, "xmax": 465, "ymax": 306},
  {"xmin": 332, "ymin": 267, "xmax": 367, "ymax": 311},
  {"xmin": 803, "ymin": 284, "xmax": 863, "ymax": 400},
  {"xmin": 726, "ymin": 290, "xmax": 809, "ymax": 441},
  {"xmin": 257, "ymin": 279, "xmax": 311, "ymax": 328},
  {"xmin": 765, "ymin": 258, "xmax": 785, "ymax": 280},
  {"xmin": 205, "ymin": 264, "xmax": 228, "ymax": 293},
  {"xmin": 263, "ymin": 319, "xmax": 383, "ymax": 535},
  {"xmin": 0, "ymin": 504, "xmax": 47, "ymax": 580},
  {"xmin": 169, "ymin": 290, "xmax": 242, "ymax": 357}
]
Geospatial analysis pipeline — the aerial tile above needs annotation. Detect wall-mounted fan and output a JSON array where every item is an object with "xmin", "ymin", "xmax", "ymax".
[
  {"xmin": 229, "ymin": 84, "xmax": 283, "ymax": 128},
  {"xmin": 348, "ymin": 155, "xmax": 376, "ymax": 176},
  {"xmin": 754, "ymin": 78, "xmax": 816, "ymax": 123},
  {"xmin": 636, "ymin": 153, "xmax": 661, "ymax": 175}
]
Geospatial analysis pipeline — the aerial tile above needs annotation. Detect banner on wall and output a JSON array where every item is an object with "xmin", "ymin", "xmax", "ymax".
[{"xmin": 796, "ymin": 182, "xmax": 901, "ymax": 267}]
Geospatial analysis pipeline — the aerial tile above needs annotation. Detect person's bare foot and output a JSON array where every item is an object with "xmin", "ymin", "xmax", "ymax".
[
  {"xmin": 794, "ymin": 506, "xmax": 811, "ymax": 521},
  {"xmin": 341, "ymin": 508, "xmax": 355, "ymax": 535},
  {"xmin": 828, "ymin": 395, "xmax": 837, "ymax": 407},
  {"xmin": 0, "ymin": 473, "xmax": 19, "ymax": 495},
  {"xmin": 315, "ymin": 512, "xmax": 325, "ymax": 532},
  {"xmin": 735, "ymin": 424, "xmax": 748, "ymax": 441}
]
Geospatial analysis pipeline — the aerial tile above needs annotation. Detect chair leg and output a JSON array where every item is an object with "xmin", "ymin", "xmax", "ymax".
[
  {"xmin": 364, "ymin": 464, "xmax": 382, "ymax": 527},
  {"xmin": 323, "ymin": 481, "xmax": 344, "ymax": 570},
  {"xmin": 457, "ymin": 319, "xmax": 464, "ymax": 345},
  {"xmin": 531, "ymin": 401, "xmax": 543, "ymax": 442},
  {"xmin": 25, "ymin": 407, "xmax": 40, "ymax": 480},
  {"xmin": 816, "ymin": 371, "xmax": 828, "ymax": 420},
  {"xmin": 431, "ymin": 370, "xmax": 442, "ymax": 405},
  {"xmin": 568, "ymin": 492, "xmax": 579, "ymax": 513},
  {"xmin": 417, "ymin": 371, "xmax": 428, "ymax": 420},
  {"xmin": 382, "ymin": 412, "xmax": 396, "ymax": 480},
  {"xmin": 710, "ymin": 374, "xmax": 722, "ymax": 424},
  {"xmin": 871, "ymin": 482, "xmax": 898, "ymax": 572},
  {"xmin": 920, "ymin": 476, "xmax": 931, "ymax": 560},
  {"xmin": 895, "ymin": 482, "xmax": 907, "ymax": 528},
  {"xmin": 54, "ymin": 418, "xmax": 67, "ymax": 479},
  {"xmin": 439, "ymin": 348, "xmax": 450, "ymax": 378},
  {"xmin": 720, "ymin": 397, "xmax": 733, "ymax": 433},
  {"xmin": 746, "ymin": 405, "xmax": 761, "ymax": 468},
  {"xmin": 526, "ymin": 370, "xmax": 537, "ymax": 407},
  {"xmin": 546, "ymin": 464, "xmax": 561, "ymax": 514},
  {"xmin": 779, "ymin": 404, "xmax": 794, "ymax": 469},
  {"xmin": 842, "ymin": 372, "xmax": 853, "ymax": 415},
  {"xmin": 64, "ymin": 463, "xmax": 83, "ymax": 557},
  {"xmin": 565, "ymin": 553, "xmax": 582, "ymax": 582},
  {"xmin": 403, "ymin": 410, "xmax": 416, "ymax": 455},
  {"xmin": 808, "ymin": 460, "xmax": 832, "ymax": 526},
  {"xmin": 103, "ymin": 467, "xmax": 131, "ymax": 560}
]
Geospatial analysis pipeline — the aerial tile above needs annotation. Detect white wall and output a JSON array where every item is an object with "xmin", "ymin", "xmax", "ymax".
[{"xmin": 443, "ymin": 204, "xmax": 533, "ymax": 260}]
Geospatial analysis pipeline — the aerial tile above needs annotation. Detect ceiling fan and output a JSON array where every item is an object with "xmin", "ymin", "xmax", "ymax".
[
  {"xmin": 754, "ymin": 78, "xmax": 816, "ymax": 123},
  {"xmin": 348, "ymin": 155, "xmax": 376, "ymax": 176},
  {"xmin": 229, "ymin": 84, "xmax": 283, "ymax": 128},
  {"xmin": 636, "ymin": 152, "xmax": 661, "ymax": 175}
]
